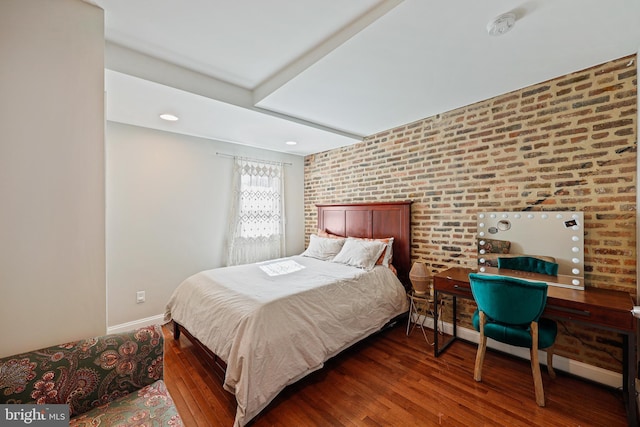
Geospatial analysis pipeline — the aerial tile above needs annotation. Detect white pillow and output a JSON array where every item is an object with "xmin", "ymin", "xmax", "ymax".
[
  {"xmin": 381, "ymin": 237, "xmax": 394, "ymax": 267},
  {"xmin": 345, "ymin": 236, "xmax": 394, "ymax": 267},
  {"xmin": 301, "ymin": 234, "xmax": 346, "ymax": 261},
  {"xmin": 331, "ymin": 237, "xmax": 387, "ymax": 270}
]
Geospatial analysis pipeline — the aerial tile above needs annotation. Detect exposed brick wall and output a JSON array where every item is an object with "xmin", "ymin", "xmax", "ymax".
[{"xmin": 304, "ymin": 55, "xmax": 637, "ymax": 373}]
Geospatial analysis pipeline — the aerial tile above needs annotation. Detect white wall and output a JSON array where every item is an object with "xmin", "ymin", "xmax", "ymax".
[
  {"xmin": 0, "ymin": 0, "xmax": 106, "ymax": 356},
  {"xmin": 106, "ymin": 122, "xmax": 305, "ymax": 328}
]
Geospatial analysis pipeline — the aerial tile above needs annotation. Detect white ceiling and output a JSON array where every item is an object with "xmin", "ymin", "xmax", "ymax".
[{"xmin": 95, "ymin": 0, "xmax": 640, "ymax": 156}]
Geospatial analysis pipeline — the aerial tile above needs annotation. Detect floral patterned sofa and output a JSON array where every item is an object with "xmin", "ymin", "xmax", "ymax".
[{"xmin": 0, "ymin": 325, "xmax": 182, "ymax": 426}]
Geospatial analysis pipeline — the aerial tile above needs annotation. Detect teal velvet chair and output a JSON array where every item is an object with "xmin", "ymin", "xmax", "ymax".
[{"xmin": 469, "ymin": 273, "xmax": 557, "ymax": 406}]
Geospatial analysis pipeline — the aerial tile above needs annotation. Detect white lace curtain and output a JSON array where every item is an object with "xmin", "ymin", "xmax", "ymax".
[{"xmin": 226, "ymin": 158, "xmax": 285, "ymax": 266}]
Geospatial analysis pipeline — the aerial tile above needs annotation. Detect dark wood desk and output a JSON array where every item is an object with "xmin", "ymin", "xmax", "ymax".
[{"xmin": 433, "ymin": 267, "xmax": 637, "ymax": 426}]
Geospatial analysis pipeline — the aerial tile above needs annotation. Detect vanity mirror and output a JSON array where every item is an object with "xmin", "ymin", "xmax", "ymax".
[{"xmin": 477, "ymin": 211, "xmax": 584, "ymax": 290}]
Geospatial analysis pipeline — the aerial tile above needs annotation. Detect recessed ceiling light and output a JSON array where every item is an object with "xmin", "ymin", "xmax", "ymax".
[
  {"xmin": 159, "ymin": 113, "xmax": 179, "ymax": 121},
  {"xmin": 285, "ymin": 141, "xmax": 298, "ymax": 146}
]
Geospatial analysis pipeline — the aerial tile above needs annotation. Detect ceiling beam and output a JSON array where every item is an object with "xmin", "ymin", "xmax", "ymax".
[
  {"xmin": 105, "ymin": 41, "xmax": 364, "ymax": 140},
  {"xmin": 252, "ymin": 0, "xmax": 404, "ymax": 105},
  {"xmin": 106, "ymin": 42, "xmax": 253, "ymax": 108}
]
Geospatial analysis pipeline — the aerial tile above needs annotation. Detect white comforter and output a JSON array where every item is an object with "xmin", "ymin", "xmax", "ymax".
[{"xmin": 164, "ymin": 255, "xmax": 408, "ymax": 426}]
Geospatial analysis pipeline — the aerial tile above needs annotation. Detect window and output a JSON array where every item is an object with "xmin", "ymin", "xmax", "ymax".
[{"xmin": 227, "ymin": 159, "xmax": 285, "ymax": 265}]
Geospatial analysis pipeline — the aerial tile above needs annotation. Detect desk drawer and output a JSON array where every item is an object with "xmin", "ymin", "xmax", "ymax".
[
  {"xmin": 434, "ymin": 276, "xmax": 473, "ymax": 298},
  {"xmin": 545, "ymin": 302, "xmax": 634, "ymax": 331}
]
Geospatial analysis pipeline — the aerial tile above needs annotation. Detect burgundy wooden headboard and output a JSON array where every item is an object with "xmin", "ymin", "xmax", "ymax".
[{"xmin": 316, "ymin": 201, "xmax": 412, "ymax": 288}]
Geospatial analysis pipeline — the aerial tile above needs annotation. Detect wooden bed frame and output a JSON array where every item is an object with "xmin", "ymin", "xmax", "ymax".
[{"xmin": 173, "ymin": 200, "xmax": 412, "ymax": 380}]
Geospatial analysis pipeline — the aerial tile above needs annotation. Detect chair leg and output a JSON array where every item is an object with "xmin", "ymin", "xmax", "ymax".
[
  {"xmin": 546, "ymin": 344, "xmax": 556, "ymax": 379},
  {"xmin": 530, "ymin": 321, "xmax": 545, "ymax": 407},
  {"xmin": 474, "ymin": 311, "xmax": 487, "ymax": 382}
]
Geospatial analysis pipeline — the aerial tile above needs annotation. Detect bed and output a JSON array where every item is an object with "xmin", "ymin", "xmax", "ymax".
[{"xmin": 164, "ymin": 201, "xmax": 412, "ymax": 426}]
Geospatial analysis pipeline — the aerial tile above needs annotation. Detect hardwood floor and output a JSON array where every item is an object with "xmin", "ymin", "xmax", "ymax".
[{"xmin": 162, "ymin": 323, "xmax": 627, "ymax": 426}]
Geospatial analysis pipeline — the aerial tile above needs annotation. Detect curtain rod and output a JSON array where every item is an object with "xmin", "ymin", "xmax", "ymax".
[{"xmin": 216, "ymin": 152, "xmax": 292, "ymax": 166}]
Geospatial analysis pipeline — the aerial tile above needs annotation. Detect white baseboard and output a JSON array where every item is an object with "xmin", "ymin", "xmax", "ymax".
[
  {"xmin": 107, "ymin": 314, "xmax": 167, "ymax": 335},
  {"xmin": 417, "ymin": 315, "xmax": 622, "ymax": 389}
]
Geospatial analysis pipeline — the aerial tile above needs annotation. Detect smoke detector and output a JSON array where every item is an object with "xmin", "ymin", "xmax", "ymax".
[{"xmin": 487, "ymin": 13, "xmax": 516, "ymax": 36}]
